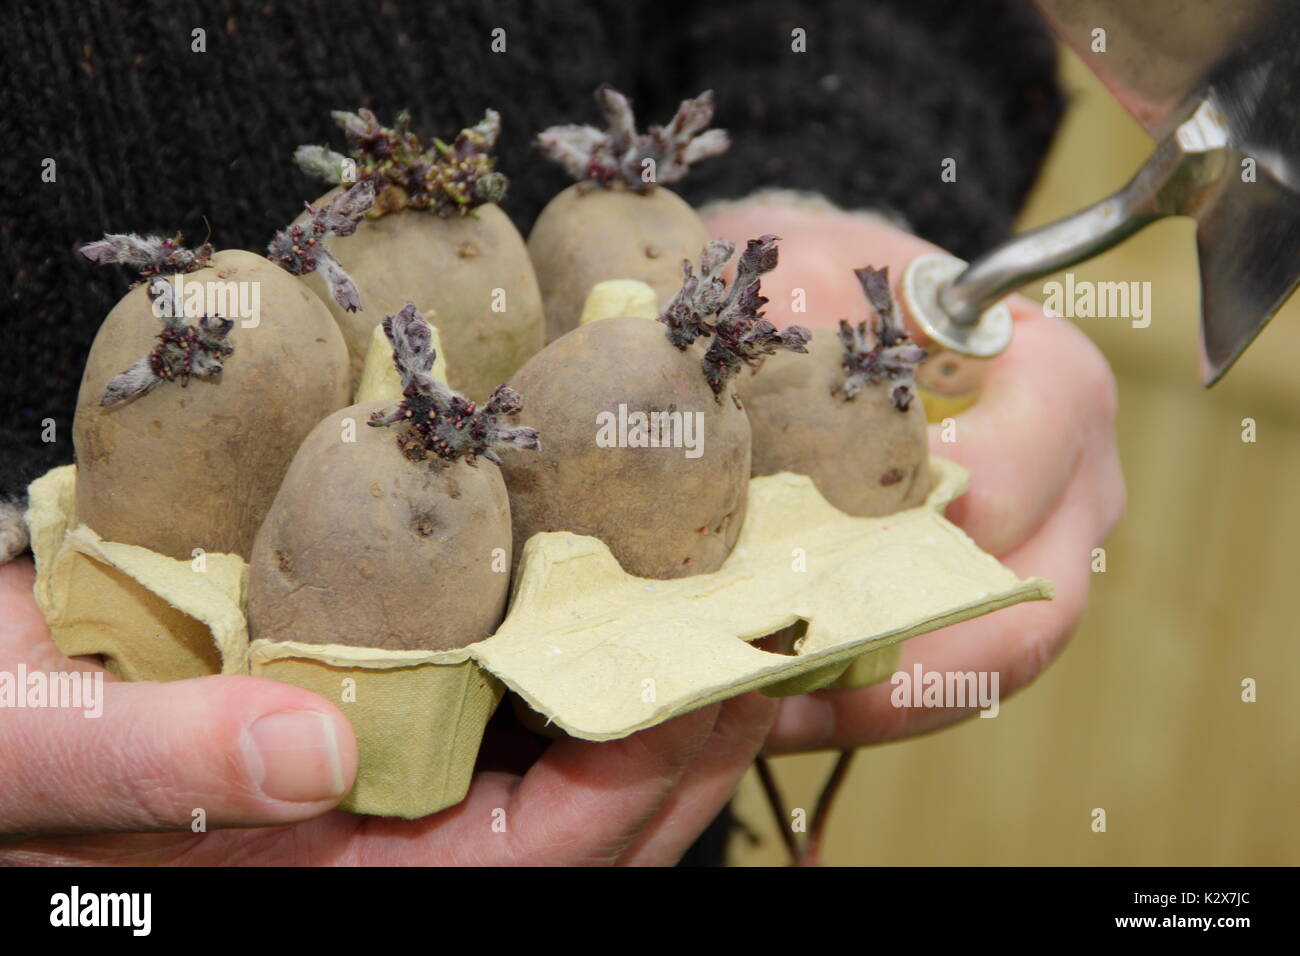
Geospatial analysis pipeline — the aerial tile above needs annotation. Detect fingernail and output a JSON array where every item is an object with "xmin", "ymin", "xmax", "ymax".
[{"xmin": 244, "ymin": 710, "xmax": 347, "ymax": 803}]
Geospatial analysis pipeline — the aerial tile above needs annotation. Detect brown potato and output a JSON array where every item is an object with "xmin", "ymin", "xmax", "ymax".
[
  {"xmin": 499, "ymin": 316, "xmax": 751, "ymax": 579},
  {"xmin": 300, "ymin": 193, "xmax": 545, "ymax": 401},
  {"xmin": 73, "ymin": 249, "xmax": 351, "ymax": 560},
  {"xmin": 248, "ymin": 399, "xmax": 512, "ymax": 652},
  {"xmin": 915, "ymin": 347, "xmax": 988, "ymax": 397},
  {"xmin": 737, "ymin": 331, "xmax": 931, "ymax": 516},
  {"xmin": 527, "ymin": 184, "xmax": 710, "ymax": 342}
]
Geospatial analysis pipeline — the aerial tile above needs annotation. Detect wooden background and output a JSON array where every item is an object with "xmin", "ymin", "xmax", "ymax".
[{"xmin": 728, "ymin": 48, "xmax": 1300, "ymax": 866}]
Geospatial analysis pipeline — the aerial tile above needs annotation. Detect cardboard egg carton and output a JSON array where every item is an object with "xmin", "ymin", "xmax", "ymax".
[{"xmin": 29, "ymin": 302, "xmax": 1051, "ymax": 818}]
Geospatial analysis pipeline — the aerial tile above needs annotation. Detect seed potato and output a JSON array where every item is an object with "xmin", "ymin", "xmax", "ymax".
[
  {"xmin": 248, "ymin": 399, "xmax": 513, "ymax": 652},
  {"xmin": 530, "ymin": 86, "xmax": 729, "ymax": 343},
  {"xmin": 737, "ymin": 331, "xmax": 932, "ymax": 517},
  {"xmin": 300, "ymin": 193, "xmax": 544, "ymax": 401},
  {"xmin": 528, "ymin": 184, "xmax": 710, "ymax": 342},
  {"xmin": 73, "ymin": 249, "xmax": 351, "ymax": 560},
  {"xmin": 500, "ymin": 316, "xmax": 751, "ymax": 579}
]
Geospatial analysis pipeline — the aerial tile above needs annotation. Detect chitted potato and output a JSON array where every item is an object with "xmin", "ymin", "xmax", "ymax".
[
  {"xmin": 248, "ymin": 307, "xmax": 538, "ymax": 652},
  {"xmin": 499, "ymin": 236, "xmax": 808, "ymax": 580},
  {"xmin": 738, "ymin": 267, "xmax": 932, "ymax": 517},
  {"xmin": 302, "ymin": 198, "xmax": 543, "ymax": 401},
  {"xmin": 295, "ymin": 110, "xmax": 544, "ymax": 399},
  {"xmin": 738, "ymin": 334, "xmax": 931, "ymax": 516},
  {"xmin": 528, "ymin": 185, "xmax": 709, "ymax": 342},
  {"xmin": 248, "ymin": 402, "xmax": 510, "ymax": 652},
  {"xmin": 530, "ymin": 86, "xmax": 729, "ymax": 342},
  {"xmin": 501, "ymin": 317, "xmax": 750, "ymax": 578},
  {"xmin": 73, "ymin": 249, "xmax": 351, "ymax": 560}
]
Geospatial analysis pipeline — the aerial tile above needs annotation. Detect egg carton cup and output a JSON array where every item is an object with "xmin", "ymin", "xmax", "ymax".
[
  {"xmin": 27, "ymin": 465, "xmax": 249, "ymax": 682},
  {"xmin": 248, "ymin": 640, "xmax": 503, "ymax": 818}
]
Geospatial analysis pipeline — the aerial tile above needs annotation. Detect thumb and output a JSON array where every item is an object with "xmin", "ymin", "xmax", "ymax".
[{"xmin": 0, "ymin": 674, "xmax": 357, "ymax": 838}]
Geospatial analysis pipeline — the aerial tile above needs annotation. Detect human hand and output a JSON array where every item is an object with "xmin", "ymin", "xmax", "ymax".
[
  {"xmin": 704, "ymin": 200, "xmax": 1125, "ymax": 751},
  {"xmin": 0, "ymin": 557, "xmax": 775, "ymax": 864}
]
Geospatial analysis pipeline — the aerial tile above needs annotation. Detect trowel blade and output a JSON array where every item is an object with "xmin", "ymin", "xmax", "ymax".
[{"xmin": 1195, "ymin": 176, "xmax": 1300, "ymax": 384}]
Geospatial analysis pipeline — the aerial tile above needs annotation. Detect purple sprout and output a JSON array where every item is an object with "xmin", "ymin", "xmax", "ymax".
[
  {"xmin": 838, "ymin": 266, "xmax": 926, "ymax": 411},
  {"xmin": 368, "ymin": 303, "xmax": 540, "ymax": 465},
  {"xmin": 295, "ymin": 109, "xmax": 508, "ymax": 217},
  {"xmin": 99, "ymin": 276, "xmax": 234, "ymax": 407},
  {"xmin": 659, "ymin": 236, "xmax": 810, "ymax": 399},
  {"xmin": 536, "ymin": 86, "xmax": 730, "ymax": 192},
  {"xmin": 80, "ymin": 233, "xmax": 213, "ymax": 282},
  {"xmin": 266, "ymin": 181, "xmax": 374, "ymax": 311}
]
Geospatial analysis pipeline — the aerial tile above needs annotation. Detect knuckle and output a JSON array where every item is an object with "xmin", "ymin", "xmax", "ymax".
[
  {"xmin": 1100, "ymin": 458, "xmax": 1128, "ymax": 541},
  {"xmin": 1071, "ymin": 337, "xmax": 1120, "ymax": 426},
  {"xmin": 1013, "ymin": 591, "xmax": 1088, "ymax": 688},
  {"xmin": 112, "ymin": 755, "xmax": 187, "ymax": 829},
  {"xmin": 1034, "ymin": 310, "xmax": 1120, "ymax": 428}
]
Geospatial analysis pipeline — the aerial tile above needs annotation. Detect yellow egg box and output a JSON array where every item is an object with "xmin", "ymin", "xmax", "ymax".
[{"xmin": 27, "ymin": 297, "xmax": 1051, "ymax": 819}]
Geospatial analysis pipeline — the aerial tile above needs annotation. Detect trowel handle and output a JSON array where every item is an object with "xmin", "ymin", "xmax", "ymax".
[
  {"xmin": 942, "ymin": 131, "xmax": 1210, "ymax": 330},
  {"xmin": 906, "ymin": 167, "xmax": 1158, "ymax": 421},
  {"xmin": 903, "ymin": 136, "xmax": 1194, "ymax": 421},
  {"xmin": 904, "ymin": 107, "xmax": 1227, "ymax": 369},
  {"xmin": 939, "ymin": 186, "xmax": 1160, "ymax": 328}
]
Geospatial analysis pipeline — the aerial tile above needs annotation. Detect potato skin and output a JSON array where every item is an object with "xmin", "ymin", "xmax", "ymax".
[
  {"xmin": 736, "ymin": 331, "xmax": 931, "ymax": 516},
  {"xmin": 73, "ymin": 249, "xmax": 351, "ymax": 560},
  {"xmin": 301, "ymin": 194, "xmax": 545, "ymax": 402},
  {"xmin": 499, "ymin": 316, "xmax": 750, "ymax": 580},
  {"xmin": 915, "ymin": 348, "xmax": 987, "ymax": 397},
  {"xmin": 528, "ymin": 184, "xmax": 710, "ymax": 343},
  {"xmin": 248, "ymin": 400, "xmax": 512, "ymax": 652}
]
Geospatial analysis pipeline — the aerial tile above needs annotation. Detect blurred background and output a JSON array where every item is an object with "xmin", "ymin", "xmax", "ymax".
[{"xmin": 729, "ymin": 45, "xmax": 1300, "ymax": 866}]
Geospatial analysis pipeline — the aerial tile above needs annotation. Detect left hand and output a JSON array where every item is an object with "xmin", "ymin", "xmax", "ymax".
[{"xmin": 0, "ymin": 557, "xmax": 775, "ymax": 865}]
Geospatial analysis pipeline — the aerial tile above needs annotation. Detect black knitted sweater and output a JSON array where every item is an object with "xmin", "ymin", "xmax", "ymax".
[{"xmin": 0, "ymin": 0, "xmax": 1061, "ymax": 495}]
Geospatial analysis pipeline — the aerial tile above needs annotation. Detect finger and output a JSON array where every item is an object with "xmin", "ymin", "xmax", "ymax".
[
  {"xmin": 502, "ymin": 705, "xmax": 725, "ymax": 864},
  {"xmin": 362, "ymin": 705, "xmax": 723, "ymax": 865},
  {"xmin": 617, "ymin": 691, "xmax": 779, "ymax": 865},
  {"xmin": 764, "ymin": 441, "xmax": 1119, "ymax": 754},
  {"xmin": 704, "ymin": 205, "xmax": 936, "ymax": 329},
  {"xmin": 0, "ymin": 675, "xmax": 357, "ymax": 838},
  {"xmin": 0, "ymin": 555, "xmax": 35, "ymax": 593},
  {"xmin": 0, "ymin": 813, "xmax": 358, "ymax": 866},
  {"xmin": 933, "ymin": 306, "xmax": 1117, "ymax": 555}
]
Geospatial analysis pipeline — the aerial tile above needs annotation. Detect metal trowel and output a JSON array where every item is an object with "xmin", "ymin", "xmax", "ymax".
[{"xmin": 904, "ymin": 0, "xmax": 1300, "ymax": 388}]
